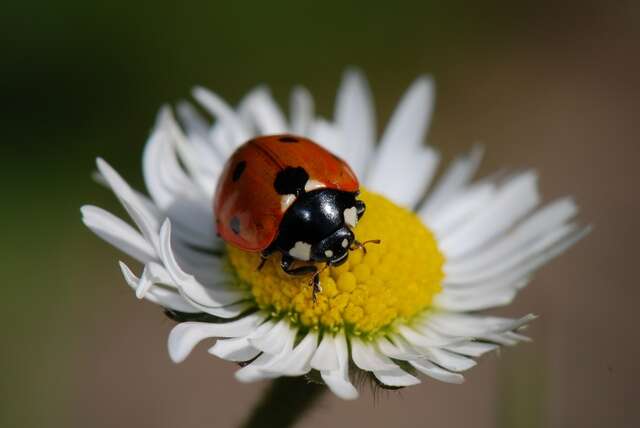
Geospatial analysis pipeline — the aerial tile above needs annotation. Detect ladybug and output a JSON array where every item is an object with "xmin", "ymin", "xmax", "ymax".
[{"xmin": 214, "ymin": 134, "xmax": 377, "ymax": 300}]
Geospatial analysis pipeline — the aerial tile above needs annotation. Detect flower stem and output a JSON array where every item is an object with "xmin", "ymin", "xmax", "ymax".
[{"xmin": 241, "ymin": 376, "xmax": 325, "ymax": 428}]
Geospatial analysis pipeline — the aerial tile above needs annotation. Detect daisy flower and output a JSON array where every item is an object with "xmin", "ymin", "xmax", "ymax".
[{"xmin": 81, "ymin": 69, "xmax": 587, "ymax": 400}]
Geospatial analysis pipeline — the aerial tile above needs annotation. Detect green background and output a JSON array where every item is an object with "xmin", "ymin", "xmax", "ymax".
[{"xmin": 2, "ymin": 1, "xmax": 638, "ymax": 427}]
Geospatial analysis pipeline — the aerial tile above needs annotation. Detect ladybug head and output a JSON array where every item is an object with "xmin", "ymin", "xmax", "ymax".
[
  {"xmin": 310, "ymin": 226, "xmax": 355, "ymax": 266},
  {"xmin": 270, "ymin": 189, "xmax": 367, "ymax": 265}
]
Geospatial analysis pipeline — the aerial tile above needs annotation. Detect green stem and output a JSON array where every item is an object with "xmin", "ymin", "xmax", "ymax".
[{"xmin": 241, "ymin": 376, "xmax": 325, "ymax": 428}]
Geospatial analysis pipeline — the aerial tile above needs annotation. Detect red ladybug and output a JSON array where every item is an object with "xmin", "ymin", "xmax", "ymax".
[{"xmin": 214, "ymin": 134, "xmax": 373, "ymax": 299}]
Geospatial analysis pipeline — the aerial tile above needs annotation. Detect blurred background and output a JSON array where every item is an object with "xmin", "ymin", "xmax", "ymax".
[{"xmin": 2, "ymin": 1, "xmax": 638, "ymax": 427}]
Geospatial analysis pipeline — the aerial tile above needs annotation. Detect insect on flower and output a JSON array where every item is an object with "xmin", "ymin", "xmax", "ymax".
[
  {"xmin": 214, "ymin": 134, "xmax": 379, "ymax": 301},
  {"xmin": 81, "ymin": 69, "xmax": 588, "ymax": 400}
]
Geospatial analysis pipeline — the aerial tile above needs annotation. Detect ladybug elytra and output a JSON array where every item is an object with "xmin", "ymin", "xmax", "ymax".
[{"xmin": 214, "ymin": 135, "xmax": 377, "ymax": 300}]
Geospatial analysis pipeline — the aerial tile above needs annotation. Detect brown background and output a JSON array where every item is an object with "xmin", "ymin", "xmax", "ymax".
[{"xmin": 2, "ymin": 1, "xmax": 638, "ymax": 427}]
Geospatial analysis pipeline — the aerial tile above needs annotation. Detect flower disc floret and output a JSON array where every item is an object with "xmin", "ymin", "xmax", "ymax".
[{"xmin": 227, "ymin": 189, "xmax": 445, "ymax": 337}]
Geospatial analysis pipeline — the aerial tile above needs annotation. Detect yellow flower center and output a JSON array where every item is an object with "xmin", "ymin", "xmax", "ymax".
[{"xmin": 226, "ymin": 189, "xmax": 444, "ymax": 338}]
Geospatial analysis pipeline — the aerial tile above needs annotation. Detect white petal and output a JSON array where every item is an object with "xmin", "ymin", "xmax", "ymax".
[
  {"xmin": 290, "ymin": 85, "xmax": 314, "ymax": 135},
  {"xmin": 422, "ymin": 347, "xmax": 477, "ymax": 372},
  {"xmin": 370, "ymin": 146, "xmax": 440, "ymax": 208},
  {"xmin": 445, "ymin": 223, "xmax": 577, "ymax": 285},
  {"xmin": 262, "ymin": 331, "xmax": 318, "ymax": 376},
  {"xmin": 165, "ymin": 197, "xmax": 219, "ymax": 251},
  {"xmin": 377, "ymin": 337, "xmax": 422, "ymax": 360},
  {"xmin": 434, "ymin": 287, "xmax": 518, "ymax": 311},
  {"xmin": 119, "ymin": 261, "xmax": 199, "ymax": 313},
  {"xmin": 238, "ymin": 86, "xmax": 288, "ymax": 134},
  {"xmin": 157, "ymin": 107, "xmax": 218, "ymax": 196},
  {"xmin": 409, "ymin": 359, "xmax": 464, "ymax": 384},
  {"xmin": 426, "ymin": 313, "xmax": 536, "ymax": 338},
  {"xmin": 320, "ymin": 332, "xmax": 358, "ymax": 400},
  {"xmin": 81, "ymin": 205, "xmax": 156, "ymax": 263},
  {"xmin": 252, "ymin": 327, "xmax": 298, "ymax": 373},
  {"xmin": 350, "ymin": 339, "xmax": 420, "ymax": 387},
  {"xmin": 208, "ymin": 337, "xmax": 261, "ymax": 362},
  {"xmin": 235, "ymin": 325, "xmax": 298, "ymax": 382},
  {"xmin": 425, "ymin": 183, "xmax": 496, "ymax": 238},
  {"xmin": 145, "ymin": 286, "xmax": 201, "ymax": 313},
  {"xmin": 335, "ymin": 68, "xmax": 375, "ymax": 177},
  {"xmin": 93, "ymin": 169, "xmax": 163, "ymax": 220},
  {"xmin": 439, "ymin": 172, "xmax": 540, "ymax": 259},
  {"xmin": 170, "ymin": 239, "xmax": 227, "ymax": 287},
  {"xmin": 209, "ymin": 121, "xmax": 241, "ymax": 159},
  {"xmin": 220, "ymin": 320, "xmax": 276, "ymax": 361},
  {"xmin": 444, "ymin": 341, "xmax": 498, "ymax": 357},
  {"xmin": 159, "ymin": 220, "xmax": 250, "ymax": 317},
  {"xmin": 168, "ymin": 313, "xmax": 264, "ymax": 363},
  {"xmin": 381, "ymin": 336, "xmax": 464, "ymax": 383},
  {"xmin": 119, "ymin": 261, "xmax": 173, "ymax": 299},
  {"xmin": 372, "ymin": 367, "xmax": 421, "ymax": 387},
  {"xmin": 142, "ymin": 125, "xmax": 200, "ymax": 211},
  {"xmin": 441, "ymin": 226, "xmax": 589, "ymax": 306},
  {"xmin": 248, "ymin": 318, "xmax": 291, "ymax": 354},
  {"xmin": 183, "ymin": 132, "xmax": 224, "ymax": 191},
  {"xmin": 234, "ymin": 353, "xmax": 277, "ymax": 383},
  {"xmin": 142, "ymin": 112, "xmax": 218, "ymax": 251},
  {"xmin": 445, "ymin": 198, "xmax": 578, "ymax": 277},
  {"xmin": 309, "ymin": 333, "xmax": 339, "ymax": 371},
  {"xmin": 396, "ymin": 325, "xmax": 463, "ymax": 349},
  {"xmin": 350, "ymin": 338, "xmax": 397, "ymax": 371},
  {"xmin": 309, "ymin": 119, "xmax": 346, "ymax": 160},
  {"xmin": 173, "ymin": 105, "xmax": 225, "ymax": 189},
  {"xmin": 504, "ymin": 331, "xmax": 532, "ymax": 342},
  {"xmin": 96, "ymin": 158, "xmax": 161, "ymax": 251},
  {"xmin": 375, "ymin": 76, "xmax": 435, "ymax": 156},
  {"xmin": 498, "ymin": 225, "xmax": 590, "ymax": 279},
  {"xmin": 192, "ymin": 86, "xmax": 250, "ymax": 146},
  {"xmin": 419, "ymin": 145, "xmax": 484, "ymax": 217},
  {"xmin": 176, "ymin": 100, "xmax": 211, "ymax": 141},
  {"xmin": 365, "ymin": 76, "xmax": 439, "ymax": 208}
]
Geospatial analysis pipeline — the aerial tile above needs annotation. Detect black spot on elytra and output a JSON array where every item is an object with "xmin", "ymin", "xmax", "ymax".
[
  {"xmin": 230, "ymin": 217, "xmax": 241, "ymax": 235},
  {"xmin": 232, "ymin": 161, "xmax": 246, "ymax": 182},
  {"xmin": 278, "ymin": 136, "xmax": 299, "ymax": 143},
  {"xmin": 274, "ymin": 166, "xmax": 309, "ymax": 196}
]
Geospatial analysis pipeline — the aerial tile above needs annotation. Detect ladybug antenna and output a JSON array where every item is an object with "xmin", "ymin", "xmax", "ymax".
[{"xmin": 350, "ymin": 239, "xmax": 381, "ymax": 255}]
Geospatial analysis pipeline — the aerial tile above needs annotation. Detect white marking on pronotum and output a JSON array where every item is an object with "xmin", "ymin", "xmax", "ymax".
[
  {"xmin": 289, "ymin": 241, "xmax": 312, "ymax": 261},
  {"xmin": 304, "ymin": 179, "xmax": 325, "ymax": 192},
  {"xmin": 341, "ymin": 239, "xmax": 349, "ymax": 248},
  {"xmin": 281, "ymin": 194, "xmax": 296, "ymax": 212},
  {"xmin": 344, "ymin": 206, "xmax": 358, "ymax": 228},
  {"xmin": 324, "ymin": 249, "xmax": 333, "ymax": 258}
]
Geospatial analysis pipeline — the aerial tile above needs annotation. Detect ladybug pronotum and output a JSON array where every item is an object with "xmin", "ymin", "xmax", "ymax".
[{"xmin": 214, "ymin": 134, "xmax": 377, "ymax": 300}]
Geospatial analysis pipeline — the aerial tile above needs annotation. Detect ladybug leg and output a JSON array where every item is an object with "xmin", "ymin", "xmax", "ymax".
[
  {"xmin": 283, "ymin": 265, "xmax": 317, "ymax": 275},
  {"xmin": 309, "ymin": 264, "xmax": 330, "ymax": 302},
  {"xmin": 281, "ymin": 258, "xmax": 318, "ymax": 276},
  {"xmin": 311, "ymin": 274, "xmax": 321, "ymax": 303},
  {"xmin": 257, "ymin": 247, "xmax": 276, "ymax": 271},
  {"xmin": 257, "ymin": 254, "xmax": 268, "ymax": 271},
  {"xmin": 281, "ymin": 255, "xmax": 324, "ymax": 303}
]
